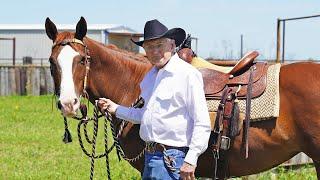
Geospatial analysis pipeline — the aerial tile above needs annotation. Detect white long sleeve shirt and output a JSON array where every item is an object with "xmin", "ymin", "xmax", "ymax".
[{"xmin": 116, "ymin": 53, "xmax": 211, "ymax": 166}]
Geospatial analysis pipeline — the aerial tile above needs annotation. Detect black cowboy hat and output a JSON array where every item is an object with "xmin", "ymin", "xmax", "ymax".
[{"xmin": 132, "ymin": 19, "xmax": 186, "ymax": 47}]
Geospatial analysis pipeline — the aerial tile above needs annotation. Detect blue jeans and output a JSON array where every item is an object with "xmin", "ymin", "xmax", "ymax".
[{"xmin": 142, "ymin": 149, "xmax": 187, "ymax": 180}]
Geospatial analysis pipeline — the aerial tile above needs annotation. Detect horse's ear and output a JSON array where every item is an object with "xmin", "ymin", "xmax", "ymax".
[
  {"xmin": 45, "ymin": 17, "xmax": 58, "ymax": 41},
  {"xmin": 75, "ymin": 17, "xmax": 87, "ymax": 40}
]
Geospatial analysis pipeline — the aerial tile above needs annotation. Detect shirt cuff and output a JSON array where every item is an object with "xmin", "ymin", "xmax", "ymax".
[
  {"xmin": 115, "ymin": 105, "xmax": 128, "ymax": 120},
  {"xmin": 184, "ymin": 149, "xmax": 199, "ymax": 166}
]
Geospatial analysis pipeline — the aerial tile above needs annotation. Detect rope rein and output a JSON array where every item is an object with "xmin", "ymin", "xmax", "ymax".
[{"xmin": 65, "ymin": 97, "xmax": 147, "ymax": 180}]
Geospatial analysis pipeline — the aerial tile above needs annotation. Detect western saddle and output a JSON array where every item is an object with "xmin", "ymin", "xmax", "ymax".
[
  {"xmin": 200, "ymin": 51, "xmax": 268, "ymax": 100},
  {"xmin": 197, "ymin": 51, "xmax": 269, "ymax": 179}
]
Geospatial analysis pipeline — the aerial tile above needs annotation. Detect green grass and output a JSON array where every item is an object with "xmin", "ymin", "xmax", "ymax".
[
  {"xmin": 0, "ymin": 96, "xmax": 140, "ymax": 179},
  {"xmin": 255, "ymin": 165, "xmax": 317, "ymax": 180},
  {"xmin": 0, "ymin": 96, "xmax": 317, "ymax": 179}
]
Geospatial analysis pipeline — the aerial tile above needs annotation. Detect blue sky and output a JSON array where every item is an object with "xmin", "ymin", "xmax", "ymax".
[{"xmin": 1, "ymin": 0, "xmax": 320, "ymax": 60}]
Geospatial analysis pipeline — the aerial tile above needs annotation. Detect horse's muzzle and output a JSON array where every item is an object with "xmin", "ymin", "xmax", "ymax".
[{"xmin": 58, "ymin": 98, "xmax": 80, "ymax": 117}]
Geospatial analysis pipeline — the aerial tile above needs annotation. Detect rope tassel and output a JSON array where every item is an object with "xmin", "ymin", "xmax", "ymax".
[
  {"xmin": 63, "ymin": 117, "xmax": 72, "ymax": 143},
  {"xmin": 80, "ymin": 104, "xmax": 88, "ymax": 118}
]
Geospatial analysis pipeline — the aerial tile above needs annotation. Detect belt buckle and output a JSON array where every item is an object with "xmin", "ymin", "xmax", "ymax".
[{"xmin": 220, "ymin": 136, "xmax": 231, "ymax": 150}]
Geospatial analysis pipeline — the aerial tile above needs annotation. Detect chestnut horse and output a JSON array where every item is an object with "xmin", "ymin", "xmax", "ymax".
[{"xmin": 45, "ymin": 17, "xmax": 320, "ymax": 178}]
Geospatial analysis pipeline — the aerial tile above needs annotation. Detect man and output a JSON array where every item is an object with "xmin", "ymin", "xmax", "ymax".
[{"xmin": 98, "ymin": 19, "xmax": 211, "ymax": 180}]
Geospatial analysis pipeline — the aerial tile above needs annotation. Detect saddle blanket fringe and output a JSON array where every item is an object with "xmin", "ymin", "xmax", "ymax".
[{"xmin": 206, "ymin": 63, "xmax": 281, "ymax": 121}]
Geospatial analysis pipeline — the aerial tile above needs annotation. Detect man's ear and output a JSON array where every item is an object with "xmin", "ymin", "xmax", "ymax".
[{"xmin": 171, "ymin": 39, "xmax": 176, "ymax": 49}]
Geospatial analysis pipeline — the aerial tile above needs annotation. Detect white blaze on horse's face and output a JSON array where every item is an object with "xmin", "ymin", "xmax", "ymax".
[{"xmin": 57, "ymin": 45, "xmax": 80, "ymax": 117}]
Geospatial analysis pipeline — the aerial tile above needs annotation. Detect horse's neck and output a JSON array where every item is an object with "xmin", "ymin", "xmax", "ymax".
[
  {"xmin": 86, "ymin": 39, "xmax": 151, "ymax": 105},
  {"xmin": 85, "ymin": 39, "xmax": 148, "ymax": 171}
]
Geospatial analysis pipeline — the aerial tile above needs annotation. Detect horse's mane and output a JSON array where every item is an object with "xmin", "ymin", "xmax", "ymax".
[
  {"xmin": 83, "ymin": 36, "xmax": 152, "ymax": 75},
  {"xmin": 84, "ymin": 36, "xmax": 150, "ymax": 65},
  {"xmin": 56, "ymin": 32, "xmax": 150, "ymax": 65},
  {"xmin": 104, "ymin": 44, "xmax": 149, "ymax": 64}
]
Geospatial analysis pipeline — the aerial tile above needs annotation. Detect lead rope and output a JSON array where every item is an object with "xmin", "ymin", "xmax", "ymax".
[
  {"xmin": 104, "ymin": 115, "xmax": 177, "ymax": 174},
  {"xmin": 61, "ymin": 89, "xmax": 148, "ymax": 179},
  {"xmin": 82, "ymin": 103, "xmax": 112, "ymax": 180},
  {"xmin": 161, "ymin": 144, "xmax": 178, "ymax": 172},
  {"xmin": 79, "ymin": 103, "xmax": 112, "ymax": 180},
  {"xmin": 64, "ymin": 96, "xmax": 177, "ymax": 179},
  {"xmin": 89, "ymin": 104, "xmax": 99, "ymax": 180},
  {"xmin": 74, "ymin": 97, "xmax": 147, "ymax": 180},
  {"xmin": 105, "ymin": 111, "xmax": 122, "ymax": 161},
  {"xmin": 103, "ymin": 97, "xmax": 177, "ymax": 173},
  {"xmin": 104, "ymin": 97, "xmax": 147, "ymax": 162},
  {"xmin": 104, "ymin": 110, "xmax": 111, "ymax": 180}
]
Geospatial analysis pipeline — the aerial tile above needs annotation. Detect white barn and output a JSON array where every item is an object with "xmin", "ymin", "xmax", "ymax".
[{"xmin": 0, "ymin": 24, "xmax": 142, "ymax": 65}]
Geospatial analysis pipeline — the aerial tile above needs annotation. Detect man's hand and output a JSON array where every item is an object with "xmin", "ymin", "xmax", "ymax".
[
  {"xmin": 97, "ymin": 98, "xmax": 119, "ymax": 115},
  {"xmin": 180, "ymin": 162, "xmax": 196, "ymax": 180}
]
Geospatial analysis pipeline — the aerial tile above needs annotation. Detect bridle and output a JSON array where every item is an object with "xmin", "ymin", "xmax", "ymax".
[{"xmin": 51, "ymin": 38, "xmax": 91, "ymax": 100}]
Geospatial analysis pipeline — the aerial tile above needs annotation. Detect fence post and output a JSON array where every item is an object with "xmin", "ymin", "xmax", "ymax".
[{"xmin": 13, "ymin": 38, "xmax": 16, "ymax": 66}]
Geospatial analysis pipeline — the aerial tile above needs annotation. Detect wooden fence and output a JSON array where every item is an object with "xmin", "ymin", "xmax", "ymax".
[{"xmin": 0, "ymin": 65, "xmax": 53, "ymax": 96}]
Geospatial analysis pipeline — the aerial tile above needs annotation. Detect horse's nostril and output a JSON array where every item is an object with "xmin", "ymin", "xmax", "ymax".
[
  {"xmin": 57, "ymin": 100, "xmax": 62, "ymax": 110},
  {"xmin": 74, "ymin": 98, "xmax": 78, "ymax": 105}
]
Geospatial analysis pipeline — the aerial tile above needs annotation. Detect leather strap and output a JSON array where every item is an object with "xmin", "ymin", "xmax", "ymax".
[
  {"xmin": 243, "ymin": 66, "xmax": 254, "ymax": 159},
  {"xmin": 211, "ymin": 67, "xmax": 255, "ymax": 179},
  {"xmin": 52, "ymin": 38, "xmax": 85, "ymax": 48},
  {"xmin": 212, "ymin": 87, "xmax": 232, "ymax": 180}
]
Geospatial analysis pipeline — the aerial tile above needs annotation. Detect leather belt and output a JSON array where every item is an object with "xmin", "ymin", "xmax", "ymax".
[{"xmin": 145, "ymin": 142, "xmax": 188, "ymax": 153}]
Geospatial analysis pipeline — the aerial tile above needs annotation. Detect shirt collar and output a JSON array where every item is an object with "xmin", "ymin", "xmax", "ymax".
[{"xmin": 161, "ymin": 53, "xmax": 179, "ymax": 73}]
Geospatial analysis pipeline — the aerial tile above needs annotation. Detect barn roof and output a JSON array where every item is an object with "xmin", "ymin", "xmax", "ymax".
[{"xmin": 0, "ymin": 24, "xmax": 143, "ymax": 36}]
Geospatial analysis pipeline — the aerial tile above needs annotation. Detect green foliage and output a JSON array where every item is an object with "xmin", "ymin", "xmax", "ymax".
[
  {"xmin": 0, "ymin": 95, "xmax": 140, "ymax": 179},
  {"xmin": 244, "ymin": 165, "xmax": 317, "ymax": 180}
]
